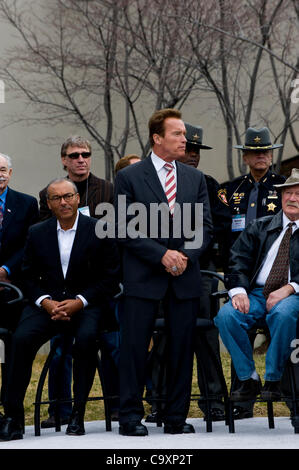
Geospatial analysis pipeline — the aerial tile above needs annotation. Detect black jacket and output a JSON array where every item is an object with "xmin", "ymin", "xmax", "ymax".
[
  {"xmin": 22, "ymin": 213, "xmax": 120, "ymax": 306},
  {"xmin": 114, "ymin": 156, "xmax": 213, "ymax": 300},
  {"xmin": 224, "ymin": 210, "xmax": 299, "ymax": 292},
  {"xmin": 0, "ymin": 187, "xmax": 39, "ymax": 282},
  {"xmin": 223, "ymin": 169, "xmax": 286, "ymax": 246},
  {"xmin": 201, "ymin": 174, "xmax": 231, "ymax": 271}
]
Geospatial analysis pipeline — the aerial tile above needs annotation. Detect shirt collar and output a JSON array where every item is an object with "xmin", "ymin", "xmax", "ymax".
[
  {"xmin": 0, "ymin": 187, "xmax": 8, "ymax": 205},
  {"xmin": 282, "ymin": 212, "xmax": 299, "ymax": 230},
  {"xmin": 57, "ymin": 211, "xmax": 79, "ymax": 232},
  {"xmin": 150, "ymin": 151, "xmax": 176, "ymax": 172}
]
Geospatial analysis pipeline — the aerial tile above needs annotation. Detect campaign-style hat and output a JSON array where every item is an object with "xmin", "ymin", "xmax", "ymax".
[
  {"xmin": 184, "ymin": 123, "xmax": 213, "ymax": 150},
  {"xmin": 274, "ymin": 168, "xmax": 299, "ymax": 189},
  {"xmin": 234, "ymin": 127, "xmax": 283, "ymax": 151}
]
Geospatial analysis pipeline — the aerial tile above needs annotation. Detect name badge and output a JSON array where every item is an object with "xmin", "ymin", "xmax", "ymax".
[
  {"xmin": 78, "ymin": 206, "xmax": 90, "ymax": 217},
  {"xmin": 232, "ymin": 214, "xmax": 246, "ymax": 232}
]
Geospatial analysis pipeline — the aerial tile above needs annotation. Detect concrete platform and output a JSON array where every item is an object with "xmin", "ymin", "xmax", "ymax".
[{"xmin": 0, "ymin": 417, "xmax": 298, "ymax": 449}]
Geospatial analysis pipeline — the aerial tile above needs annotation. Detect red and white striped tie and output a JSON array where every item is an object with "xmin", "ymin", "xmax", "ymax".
[{"xmin": 164, "ymin": 162, "xmax": 176, "ymax": 215}]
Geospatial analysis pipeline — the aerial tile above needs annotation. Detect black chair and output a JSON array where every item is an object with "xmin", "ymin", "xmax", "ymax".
[
  {"xmin": 211, "ymin": 288, "xmax": 299, "ymax": 433},
  {"xmin": 148, "ymin": 270, "xmax": 230, "ymax": 432},
  {"xmin": 0, "ymin": 282, "xmax": 23, "ymax": 407},
  {"xmin": 33, "ymin": 333, "xmax": 117, "ymax": 436}
]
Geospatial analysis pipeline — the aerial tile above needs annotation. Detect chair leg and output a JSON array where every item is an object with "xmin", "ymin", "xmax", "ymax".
[
  {"xmin": 155, "ymin": 339, "xmax": 167, "ymax": 428},
  {"xmin": 34, "ymin": 339, "xmax": 60, "ymax": 436},
  {"xmin": 96, "ymin": 350, "xmax": 112, "ymax": 432},
  {"xmin": 197, "ymin": 328, "xmax": 230, "ymax": 432},
  {"xmin": 196, "ymin": 331, "xmax": 214, "ymax": 432},
  {"xmin": 54, "ymin": 402, "xmax": 62, "ymax": 432},
  {"xmin": 267, "ymin": 401, "xmax": 275, "ymax": 429},
  {"xmin": 227, "ymin": 401, "xmax": 235, "ymax": 433},
  {"xmin": 227, "ymin": 372, "xmax": 239, "ymax": 433},
  {"xmin": 287, "ymin": 359, "xmax": 299, "ymax": 433}
]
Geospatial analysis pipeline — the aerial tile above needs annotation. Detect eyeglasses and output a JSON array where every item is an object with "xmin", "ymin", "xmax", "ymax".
[
  {"xmin": 48, "ymin": 192, "xmax": 77, "ymax": 202},
  {"xmin": 65, "ymin": 152, "xmax": 91, "ymax": 159}
]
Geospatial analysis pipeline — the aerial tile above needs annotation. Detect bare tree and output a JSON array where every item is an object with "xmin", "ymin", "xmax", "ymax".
[
  {"xmin": 185, "ymin": 0, "xmax": 297, "ymax": 179},
  {"xmin": 0, "ymin": 0, "xmax": 298, "ymax": 182},
  {"xmin": 0, "ymin": 0, "xmax": 208, "ymax": 180}
]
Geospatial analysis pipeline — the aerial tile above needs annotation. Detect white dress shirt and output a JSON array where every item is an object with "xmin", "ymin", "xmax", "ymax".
[
  {"xmin": 229, "ymin": 213, "xmax": 299, "ymax": 299},
  {"xmin": 36, "ymin": 212, "xmax": 88, "ymax": 307},
  {"xmin": 150, "ymin": 151, "xmax": 177, "ymax": 192}
]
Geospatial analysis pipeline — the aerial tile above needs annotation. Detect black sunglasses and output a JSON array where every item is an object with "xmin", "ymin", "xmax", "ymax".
[{"xmin": 66, "ymin": 152, "xmax": 91, "ymax": 159}]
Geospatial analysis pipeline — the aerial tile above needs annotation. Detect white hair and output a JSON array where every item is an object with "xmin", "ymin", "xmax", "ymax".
[{"xmin": 0, "ymin": 153, "xmax": 12, "ymax": 169}]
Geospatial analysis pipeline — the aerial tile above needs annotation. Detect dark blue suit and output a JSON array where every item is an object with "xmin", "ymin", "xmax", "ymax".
[
  {"xmin": 0, "ymin": 186, "xmax": 38, "ymax": 333},
  {"xmin": 0, "ymin": 187, "xmax": 39, "ymax": 283},
  {"xmin": 114, "ymin": 156, "xmax": 212, "ymax": 425},
  {"xmin": 0, "ymin": 187, "xmax": 38, "ymax": 404}
]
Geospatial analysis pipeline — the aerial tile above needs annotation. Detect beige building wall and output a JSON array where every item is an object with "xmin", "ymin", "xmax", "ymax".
[{"xmin": 0, "ymin": 6, "xmax": 297, "ymax": 202}]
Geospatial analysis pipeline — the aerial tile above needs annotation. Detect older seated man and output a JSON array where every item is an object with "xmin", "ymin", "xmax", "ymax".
[
  {"xmin": 0, "ymin": 178, "xmax": 120, "ymax": 441},
  {"xmin": 215, "ymin": 168, "xmax": 299, "ymax": 402}
]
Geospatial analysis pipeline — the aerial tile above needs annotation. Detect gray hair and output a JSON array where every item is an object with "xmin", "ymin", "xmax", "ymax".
[
  {"xmin": 0, "ymin": 153, "xmax": 12, "ymax": 169},
  {"xmin": 61, "ymin": 136, "xmax": 92, "ymax": 157},
  {"xmin": 46, "ymin": 177, "xmax": 78, "ymax": 199}
]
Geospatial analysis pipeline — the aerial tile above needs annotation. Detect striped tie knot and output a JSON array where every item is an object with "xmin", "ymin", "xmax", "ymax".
[
  {"xmin": 164, "ymin": 162, "xmax": 174, "ymax": 172},
  {"xmin": 164, "ymin": 162, "xmax": 176, "ymax": 215}
]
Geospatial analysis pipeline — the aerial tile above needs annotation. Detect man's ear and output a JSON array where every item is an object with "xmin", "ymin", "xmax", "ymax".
[
  {"xmin": 61, "ymin": 156, "xmax": 67, "ymax": 169},
  {"xmin": 153, "ymin": 133, "xmax": 162, "ymax": 145},
  {"xmin": 242, "ymin": 153, "xmax": 249, "ymax": 165}
]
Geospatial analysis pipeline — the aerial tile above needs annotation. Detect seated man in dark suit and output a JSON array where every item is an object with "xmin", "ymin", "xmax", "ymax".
[
  {"xmin": 0, "ymin": 152, "xmax": 39, "ymax": 329},
  {"xmin": 38, "ymin": 136, "xmax": 116, "ymax": 428},
  {"xmin": 0, "ymin": 178, "xmax": 120, "ymax": 441},
  {"xmin": 0, "ymin": 153, "xmax": 39, "ymax": 409}
]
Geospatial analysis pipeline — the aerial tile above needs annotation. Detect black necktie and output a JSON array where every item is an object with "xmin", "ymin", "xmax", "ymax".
[{"xmin": 263, "ymin": 222, "xmax": 294, "ymax": 298}]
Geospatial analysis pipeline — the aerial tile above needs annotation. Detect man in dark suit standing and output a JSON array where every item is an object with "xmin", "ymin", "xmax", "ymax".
[
  {"xmin": 0, "ymin": 178, "xmax": 119, "ymax": 441},
  {"xmin": 115, "ymin": 108, "xmax": 212, "ymax": 436}
]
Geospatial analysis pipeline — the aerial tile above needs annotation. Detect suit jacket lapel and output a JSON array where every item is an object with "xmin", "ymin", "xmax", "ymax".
[
  {"xmin": 175, "ymin": 161, "xmax": 186, "ymax": 206},
  {"xmin": 46, "ymin": 217, "xmax": 65, "ymax": 283},
  {"xmin": 143, "ymin": 156, "xmax": 168, "ymax": 204},
  {"xmin": 2, "ymin": 187, "xmax": 14, "ymax": 232},
  {"xmin": 65, "ymin": 213, "xmax": 90, "ymax": 279}
]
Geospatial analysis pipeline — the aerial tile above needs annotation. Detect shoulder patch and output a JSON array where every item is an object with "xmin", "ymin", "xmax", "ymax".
[{"xmin": 217, "ymin": 188, "xmax": 229, "ymax": 206}]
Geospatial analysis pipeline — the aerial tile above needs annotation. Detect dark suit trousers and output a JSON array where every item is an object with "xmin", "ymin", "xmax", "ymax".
[
  {"xmin": 3, "ymin": 304, "xmax": 101, "ymax": 419},
  {"xmin": 195, "ymin": 261, "xmax": 225, "ymax": 411},
  {"xmin": 119, "ymin": 292, "xmax": 199, "ymax": 425}
]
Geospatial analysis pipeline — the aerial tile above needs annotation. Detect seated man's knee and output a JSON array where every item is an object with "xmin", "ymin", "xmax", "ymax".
[
  {"xmin": 214, "ymin": 302, "xmax": 235, "ymax": 328},
  {"xmin": 73, "ymin": 333, "xmax": 97, "ymax": 357}
]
